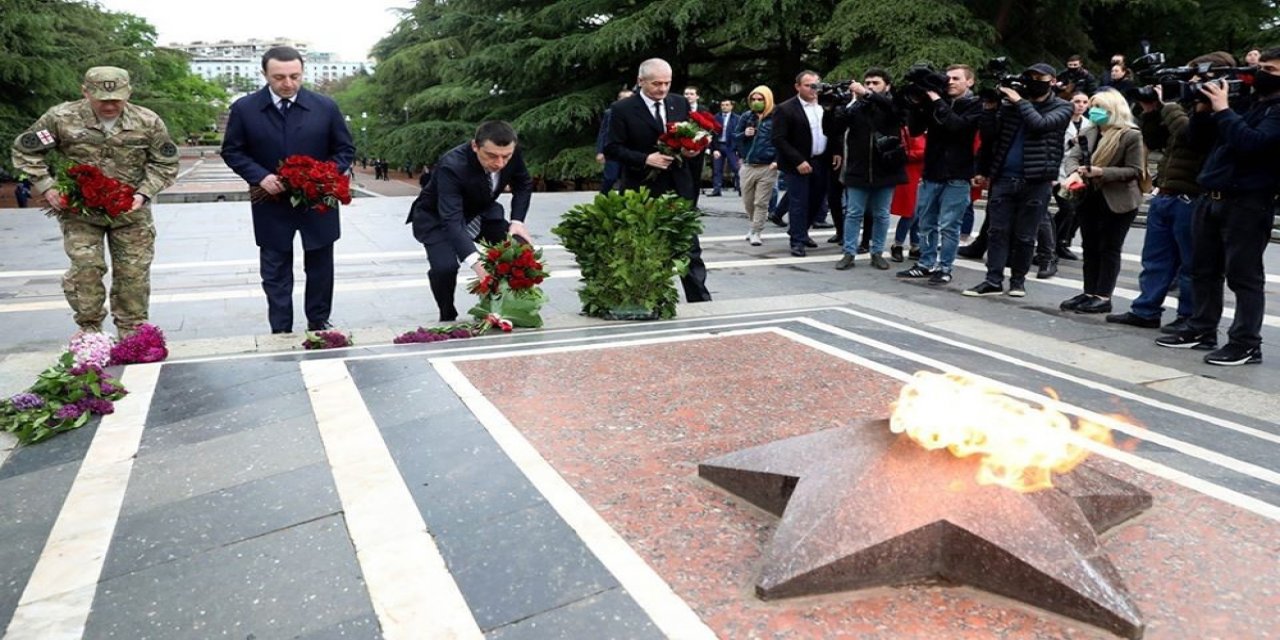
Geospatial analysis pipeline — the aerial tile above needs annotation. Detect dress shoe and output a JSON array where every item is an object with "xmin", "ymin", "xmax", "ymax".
[
  {"xmin": 1059, "ymin": 293, "xmax": 1091, "ymax": 311},
  {"xmin": 890, "ymin": 245, "xmax": 904, "ymax": 262},
  {"xmin": 790, "ymin": 246, "xmax": 807, "ymax": 257},
  {"xmin": 856, "ymin": 244, "xmax": 869, "ymax": 255},
  {"xmin": 834, "ymin": 254, "xmax": 855, "ymax": 270},
  {"xmin": 1155, "ymin": 331, "xmax": 1218, "ymax": 350},
  {"xmin": 271, "ymin": 329, "xmax": 292, "ymax": 335},
  {"xmin": 826, "ymin": 234, "xmax": 842, "ymax": 244},
  {"xmin": 307, "ymin": 320, "xmax": 334, "ymax": 331},
  {"xmin": 803, "ymin": 238, "xmax": 818, "ymax": 248},
  {"xmin": 1160, "ymin": 316, "xmax": 1189, "ymax": 334},
  {"xmin": 1056, "ymin": 246, "xmax": 1079, "ymax": 261},
  {"xmin": 1203, "ymin": 343, "xmax": 1262, "ymax": 366},
  {"xmin": 1106, "ymin": 312, "xmax": 1160, "ymax": 328},
  {"xmin": 768, "ymin": 215, "xmax": 786, "ymax": 227},
  {"xmin": 1036, "ymin": 260, "xmax": 1058, "ymax": 279},
  {"xmin": 812, "ymin": 221, "xmax": 835, "ymax": 229},
  {"xmin": 870, "ymin": 254, "xmax": 890, "ymax": 270},
  {"xmin": 1075, "ymin": 297, "xmax": 1112, "ymax": 314}
]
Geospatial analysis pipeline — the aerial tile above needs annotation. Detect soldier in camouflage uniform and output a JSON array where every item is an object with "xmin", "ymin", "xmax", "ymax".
[{"xmin": 11, "ymin": 66, "xmax": 179, "ymax": 336}]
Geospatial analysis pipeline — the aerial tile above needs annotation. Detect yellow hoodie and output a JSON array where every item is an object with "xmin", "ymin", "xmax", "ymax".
[{"xmin": 748, "ymin": 85, "xmax": 775, "ymax": 119}]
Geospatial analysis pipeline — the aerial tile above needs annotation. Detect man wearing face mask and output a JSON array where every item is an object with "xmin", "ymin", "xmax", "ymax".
[
  {"xmin": 1155, "ymin": 48, "xmax": 1280, "ymax": 366},
  {"xmin": 735, "ymin": 87, "xmax": 779, "ymax": 246},
  {"xmin": 1108, "ymin": 52, "xmax": 1234, "ymax": 333},
  {"xmin": 964, "ymin": 64, "xmax": 1073, "ymax": 298}
]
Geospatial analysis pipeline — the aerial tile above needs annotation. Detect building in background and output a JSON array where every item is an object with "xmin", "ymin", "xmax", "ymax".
[{"xmin": 171, "ymin": 38, "xmax": 372, "ymax": 94}]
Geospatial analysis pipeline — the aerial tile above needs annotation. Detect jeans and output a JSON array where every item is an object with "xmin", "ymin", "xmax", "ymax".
[
  {"xmin": 961, "ymin": 200, "xmax": 975, "ymax": 236},
  {"xmin": 1077, "ymin": 190, "xmax": 1137, "ymax": 297},
  {"xmin": 983, "ymin": 177, "xmax": 1053, "ymax": 287},
  {"xmin": 1130, "ymin": 193, "xmax": 1196, "ymax": 320},
  {"xmin": 843, "ymin": 186, "xmax": 894, "ymax": 255},
  {"xmin": 1187, "ymin": 193, "xmax": 1276, "ymax": 348},
  {"xmin": 914, "ymin": 179, "xmax": 971, "ymax": 273},
  {"xmin": 769, "ymin": 173, "xmax": 787, "ymax": 215}
]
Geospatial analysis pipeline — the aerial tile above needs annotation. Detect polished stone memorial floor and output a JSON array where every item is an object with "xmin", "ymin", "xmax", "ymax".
[{"xmin": 1, "ymin": 307, "xmax": 1278, "ymax": 639}]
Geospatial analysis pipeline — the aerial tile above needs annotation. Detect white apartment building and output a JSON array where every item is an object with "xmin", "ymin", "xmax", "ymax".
[{"xmin": 170, "ymin": 38, "xmax": 372, "ymax": 87}]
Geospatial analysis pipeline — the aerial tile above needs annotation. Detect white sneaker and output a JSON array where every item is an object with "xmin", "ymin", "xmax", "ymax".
[{"xmin": 748, "ymin": 231, "xmax": 762, "ymax": 246}]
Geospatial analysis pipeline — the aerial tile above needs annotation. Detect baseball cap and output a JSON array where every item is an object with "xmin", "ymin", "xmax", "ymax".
[
  {"xmin": 83, "ymin": 67, "xmax": 132, "ymax": 100},
  {"xmin": 1024, "ymin": 63, "xmax": 1057, "ymax": 78}
]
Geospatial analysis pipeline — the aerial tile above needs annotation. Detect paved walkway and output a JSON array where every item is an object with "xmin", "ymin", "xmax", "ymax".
[{"xmin": 1, "ymin": 174, "xmax": 1278, "ymax": 638}]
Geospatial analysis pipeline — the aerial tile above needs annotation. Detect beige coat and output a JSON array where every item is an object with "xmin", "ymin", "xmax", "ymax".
[{"xmin": 1062, "ymin": 126, "xmax": 1144, "ymax": 213}]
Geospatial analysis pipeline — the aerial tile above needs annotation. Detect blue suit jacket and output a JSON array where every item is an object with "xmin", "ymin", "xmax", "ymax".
[
  {"xmin": 710, "ymin": 112, "xmax": 742, "ymax": 153},
  {"xmin": 221, "ymin": 87, "xmax": 356, "ymax": 251}
]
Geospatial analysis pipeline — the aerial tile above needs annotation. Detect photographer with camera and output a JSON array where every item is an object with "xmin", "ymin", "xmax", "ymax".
[
  {"xmin": 1107, "ymin": 52, "xmax": 1236, "ymax": 332},
  {"xmin": 1155, "ymin": 48, "xmax": 1280, "ymax": 366},
  {"xmin": 963, "ymin": 63, "xmax": 1073, "ymax": 298},
  {"xmin": 1059, "ymin": 55, "xmax": 1098, "ymax": 97},
  {"xmin": 829, "ymin": 68, "xmax": 906, "ymax": 270},
  {"xmin": 896, "ymin": 64, "xmax": 983, "ymax": 284},
  {"xmin": 772, "ymin": 70, "xmax": 844, "ymax": 257}
]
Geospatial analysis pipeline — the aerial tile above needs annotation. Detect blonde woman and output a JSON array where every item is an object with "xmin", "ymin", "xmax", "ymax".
[{"xmin": 1058, "ymin": 89, "xmax": 1145, "ymax": 314}]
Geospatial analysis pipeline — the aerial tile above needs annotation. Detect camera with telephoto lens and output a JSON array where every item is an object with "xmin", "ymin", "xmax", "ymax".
[
  {"xmin": 815, "ymin": 80, "xmax": 853, "ymax": 106},
  {"xmin": 977, "ymin": 57, "xmax": 1024, "ymax": 101},
  {"xmin": 1134, "ymin": 54, "xmax": 1255, "ymax": 104},
  {"xmin": 900, "ymin": 63, "xmax": 950, "ymax": 105}
]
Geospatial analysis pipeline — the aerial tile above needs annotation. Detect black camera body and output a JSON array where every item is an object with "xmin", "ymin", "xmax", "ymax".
[
  {"xmin": 816, "ymin": 81, "xmax": 853, "ymax": 106},
  {"xmin": 977, "ymin": 57, "xmax": 1027, "ymax": 100},
  {"xmin": 1136, "ymin": 59, "xmax": 1255, "ymax": 104}
]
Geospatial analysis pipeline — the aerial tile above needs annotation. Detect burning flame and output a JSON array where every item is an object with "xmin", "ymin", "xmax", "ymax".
[{"xmin": 889, "ymin": 371, "xmax": 1113, "ymax": 493}]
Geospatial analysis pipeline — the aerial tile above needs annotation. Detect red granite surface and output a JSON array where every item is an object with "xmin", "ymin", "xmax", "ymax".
[{"xmin": 456, "ymin": 331, "xmax": 1280, "ymax": 639}]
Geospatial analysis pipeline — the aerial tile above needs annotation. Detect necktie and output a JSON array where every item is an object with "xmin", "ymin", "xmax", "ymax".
[
  {"xmin": 653, "ymin": 100, "xmax": 663, "ymax": 127},
  {"xmin": 466, "ymin": 215, "xmax": 483, "ymax": 240},
  {"xmin": 722, "ymin": 114, "xmax": 729, "ymax": 141},
  {"xmin": 279, "ymin": 98, "xmax": 291, "ymax": 115}
]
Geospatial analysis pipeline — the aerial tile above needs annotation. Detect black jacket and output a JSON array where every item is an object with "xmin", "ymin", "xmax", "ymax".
[
  {"xmin": 602, "ymin": 93, "xmax": 696, "ymax": 199},
  {"xmin": 406, "ymin": 143, "xmax": 532, "ymax": 262},
  {"xmin": 1140, "ymin": 103, "xmax": 1205, "ymax": 196},
  {"xmin": 771, "ymin": 97, "xmax": 838, "ymax": 173},
  {"xmin": 1192, "ymin": 93, "xmax": 1280, "ymax": 194},
  {"xmin": 978, "ymin": 96, "xmax": 1073, "ymax": 182},
  {"xmin": 832, "ymin": 91, "xmax": 907, "ymax": 188},
  {"xmin": 908, "ymin": 92, "xmax": 982, "ymax": 181}
]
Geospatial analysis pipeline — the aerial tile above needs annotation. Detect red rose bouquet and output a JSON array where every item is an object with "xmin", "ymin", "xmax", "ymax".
[
  {"xmin": 466, "ymin": 237, "xmax": 548, "ymax": 328},
  {"xmin": 656, "ymin": 111, "xmax": 723, "ymax": 161},
  {"xmin": 52, "ymin": 164, "xmax": 137, "ymax": 220},
  {"xmin": 254, "ymin": 155, "xmax": 352, "ymax": 212}
]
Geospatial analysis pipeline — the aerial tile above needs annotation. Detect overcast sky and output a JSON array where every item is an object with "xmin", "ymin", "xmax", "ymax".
[{"xmin": 95, "ymin": 0, "xmax": 410, "ymax": 61}]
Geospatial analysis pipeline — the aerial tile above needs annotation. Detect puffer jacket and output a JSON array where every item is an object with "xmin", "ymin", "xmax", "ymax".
[
  {"xmin": 1140, "ymin": 102, "xmax": 1205, "ymax": 195},
  {"xmin": 978, "ymin": 95, "xmax": 1073, "ymax": 181}
]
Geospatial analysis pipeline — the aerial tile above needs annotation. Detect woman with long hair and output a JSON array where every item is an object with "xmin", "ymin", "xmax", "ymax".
[{"xmin": 1058, "ymin": 89, "xmax": 1146, "ymax": 314}]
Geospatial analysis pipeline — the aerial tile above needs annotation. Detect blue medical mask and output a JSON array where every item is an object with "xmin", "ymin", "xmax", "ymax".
[{"xmin": 1086, "ymin": 107, "xmax": 1110, "ymax": 125}]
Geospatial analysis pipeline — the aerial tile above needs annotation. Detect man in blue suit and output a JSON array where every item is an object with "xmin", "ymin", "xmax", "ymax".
[
  {"xmin": 406, "ymin": 121, "xmax": 534, "ymax": 321},
  {"xmin": 709, "ymin": 99, "xmax": 742, "ymax": 196},
  {"xmin": 221, "ymin": 46, "xmax": 355, "ymax": 334}
]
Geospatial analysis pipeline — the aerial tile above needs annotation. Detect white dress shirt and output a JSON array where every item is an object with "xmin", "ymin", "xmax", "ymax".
[{"xmin": 801, "ymin": 98, "xmax": 827, "ymax": 157}]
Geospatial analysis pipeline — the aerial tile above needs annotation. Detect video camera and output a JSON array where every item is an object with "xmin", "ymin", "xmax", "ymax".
[
  {"xmin": 977, "ymin": 57, "xmax": 1024, "ymax": 101},
  {"xmin": 899, "ymin": 63, "xmax": 950, "ymax": 105},
  {"xmin": 1134, "ymin": 55, "xmax": 1255, "ymax": 104}
]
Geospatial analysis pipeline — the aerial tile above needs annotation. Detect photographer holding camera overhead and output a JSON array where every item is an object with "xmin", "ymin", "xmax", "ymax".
[
  {"xmin": 963, "ymin": 63, "xmax": 1073, "ymax": 298},
  {"xmin": 829, "ymin": 68, "xmax": 907, "ymax": 271},
  {"xmin": 1155, "ymin": 48, "xmax": 1280, "ymax": 366}
]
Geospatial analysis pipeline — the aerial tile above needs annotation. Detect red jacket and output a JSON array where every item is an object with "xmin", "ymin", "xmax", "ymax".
[{"xmin": 891, "ymin": 128, "xmax": 927, "ymax": 218}]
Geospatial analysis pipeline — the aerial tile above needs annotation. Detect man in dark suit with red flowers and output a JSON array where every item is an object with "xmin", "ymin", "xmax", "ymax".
[
  {"xmin": 222, "ymin": 46, "xmax": 355, "ymax": 334},
  {"xmin": 603, "ymin": 58, "xmax": 712, "ymax": 302},
  {"xmin": 406, "ymin": 121, "xmax": 534, "ymax": 321}
]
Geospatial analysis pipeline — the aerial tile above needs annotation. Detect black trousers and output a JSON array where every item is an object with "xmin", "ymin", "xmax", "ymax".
[
  {"xmin": 425, "ymin": 216, "xmax": 509, "ymax": 322},
  {"xmin": 983, "ymin": 178, "xmax": 1053, "ymax": 287},
  {"xmin": 681, "ymin": 235, "xmax": 711, "ymax": 302},
  {"xmin": 260, "ymin": 244, "xmax": 333, "ymax": 333},
  {"xmin": 1053, "ymin": 192, "xmax": 1079, "ymax": 249},
  {"xmin": 1187, "ymin": 193, "xmax": 1277, "ymax": 348},
  {"xmin": 1076, "ymin": 190, "xmax": 1137, "ymax": 296}
]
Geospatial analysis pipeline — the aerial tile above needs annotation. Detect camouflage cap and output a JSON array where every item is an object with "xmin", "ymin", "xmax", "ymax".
[{"xmin": 83, "ymin": 66, "xmax": 132, "ymax": 100}]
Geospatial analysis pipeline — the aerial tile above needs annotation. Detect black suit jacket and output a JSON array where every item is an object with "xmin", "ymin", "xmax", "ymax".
[
  {"xmin": 771, "ymin": 97, "xmax": 836, "ymax": 173},
  {"xmin": 603, "ymin": 93, "xmax": 696, "ymax": 199},
  {"xmin": 221, "ymin": 87, "xmax": 355, "ymax": 251},
  {"xmin": 406, "ymin": 142, "xmax": 533, "ymax": 262}
]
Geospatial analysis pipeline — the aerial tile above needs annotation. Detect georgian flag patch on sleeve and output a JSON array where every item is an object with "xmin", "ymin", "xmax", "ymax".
[{"xmin": 19, "ymin": 129, "xmax": 56, "ymax": 151}]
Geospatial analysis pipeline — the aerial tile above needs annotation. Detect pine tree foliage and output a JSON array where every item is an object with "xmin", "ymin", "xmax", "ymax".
[{"xmin": 343, "ymin": 0, "xmax": 1278, "ymax": 183}]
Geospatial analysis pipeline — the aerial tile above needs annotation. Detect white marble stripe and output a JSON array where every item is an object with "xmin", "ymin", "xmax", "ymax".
[
  {"xmin": 299, "ymin": 359, "xmax": 482, "ymax": 640},
  {"xmin": 434, "ymin": 361, "xmax": 718, "ymax": 640},
  {"xmin": 4, "ymin": 362, "xmax": 163, "ymax": 640},
  {"xmin": 785, "ymin": 320, "xmax": 1280, "ymax": 522}
]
